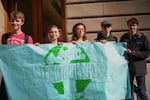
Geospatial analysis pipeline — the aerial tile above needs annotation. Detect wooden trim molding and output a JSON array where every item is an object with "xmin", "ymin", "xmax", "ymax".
[
  {"xmin": 61, "ymin": 0, "xmax": 67, "ymax": 42},
  {"xmin": 32, "ymin": 0, "xmax": 42, "ymax": 43}
]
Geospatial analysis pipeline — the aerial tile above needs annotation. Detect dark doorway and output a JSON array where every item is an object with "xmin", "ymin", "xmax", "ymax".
[{"xmin": 2, "ymin": 0, "xmax": 66, "ymax": 43}]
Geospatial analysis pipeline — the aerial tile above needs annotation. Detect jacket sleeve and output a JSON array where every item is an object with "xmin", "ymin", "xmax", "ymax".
[{"xmin": 130, "ymin": 37, "xmax": 150, "ymax": 60}]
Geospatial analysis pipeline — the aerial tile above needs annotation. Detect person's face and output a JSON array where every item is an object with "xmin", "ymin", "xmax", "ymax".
[
  {"xmin": 76, "ymin": 25, "xmax": 85, "ymax": 38},
  {"xmin": 48, "ymin": 27, "xmax": 60, "ymax": 41},
  {"xmin": 128, "ymin": 23, "xmax": 138, "ymax": 34},
  {"xmin": 102, "ymin": 25, "xmax": 112, "ymax": 34},
  {"xmin": 10, "ymin": 18, "xmax": 24, "ymax": 31}
]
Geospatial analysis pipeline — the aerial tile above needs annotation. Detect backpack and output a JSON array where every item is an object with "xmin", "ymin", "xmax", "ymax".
[{"xmin": 3, "ymin": 33, "xmax": 29, "ymax": 44}]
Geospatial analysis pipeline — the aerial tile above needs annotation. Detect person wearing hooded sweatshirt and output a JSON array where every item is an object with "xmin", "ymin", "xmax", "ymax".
[{"xmin": 95, "ymin": 20, "xmax": 117, "ymax": 43}]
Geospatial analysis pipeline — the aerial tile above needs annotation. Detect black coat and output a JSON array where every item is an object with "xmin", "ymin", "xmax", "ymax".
[{"xmin": 120, "ymin": 31, "xmax": 150, "ymax": 76}]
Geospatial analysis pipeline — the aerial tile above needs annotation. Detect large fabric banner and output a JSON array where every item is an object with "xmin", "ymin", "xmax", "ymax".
[{"xmin": 0, "ymin": 42, "xmax": 131, "ymax": 100}]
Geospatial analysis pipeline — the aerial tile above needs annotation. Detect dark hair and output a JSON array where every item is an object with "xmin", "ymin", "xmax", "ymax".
[
  {"xmin": 127, "ymin": 17, "xmax": 139, "ymax": 25},
  {"xmin": 71, "ymin": 23, "xmax": 87, "ymax": 41}
]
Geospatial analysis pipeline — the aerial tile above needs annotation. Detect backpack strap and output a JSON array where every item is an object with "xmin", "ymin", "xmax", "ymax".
[
  {"xmin": 3, "ymin": 32, "xmax": 10, "ymax": 44},
  {"xmin": 24, "ymin": 34, "xmax": 29, "ymax": 43},
  {"xmin": 4, "ymin": 33, "xmax": 29, "ymax": 44}
]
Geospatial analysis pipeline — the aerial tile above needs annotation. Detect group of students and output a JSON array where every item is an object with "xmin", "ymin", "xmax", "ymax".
[
  {"xmin": 0, "ymin": 10, "xmax": 150, "ymax": 100},
  {"xmin": 46, "ymin": 20, "xmax": 117, "ymax": 44}
]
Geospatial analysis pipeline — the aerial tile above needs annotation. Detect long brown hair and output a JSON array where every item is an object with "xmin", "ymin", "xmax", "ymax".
[{"xmin": 71, "ymin": 23, "xmax": 87, "ymax": 41}]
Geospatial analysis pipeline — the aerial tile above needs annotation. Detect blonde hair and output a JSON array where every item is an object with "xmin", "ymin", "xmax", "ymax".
[
  {"xmin": 10, "ymin": 11, "xmax": 25, "ymax": 22},
  {"xmin": 47, "ymin": 25, "xmax": 62, "ymax": 42},
  {"xmin": 47, "ymin": 25, "xmax": 59, "ymax": 33}
]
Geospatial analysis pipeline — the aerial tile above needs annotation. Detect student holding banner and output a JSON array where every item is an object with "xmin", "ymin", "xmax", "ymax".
[
  {"xmin": 47, "ymin": 25, "xmax": 62, "ymax": 44},
  {"xmin": 95, "ymin": 20, "xmax": 117, "ymax": 43},
  {"xmin": 0, "ymin": 10, "xmax": 33, "ymax": 100},
  {"xmin": 34, "ymin": 25, "xmax": 62, "ymax": 46},
  {"xmin": 71, "ymin": 23, "xmax": 88, "ymax": 43},
  {"xmin": 120, "ymin": 17, "xmax": 150, "ymax": 100},
  {"xmin": 1, "ymin": 11, "xmax": 33, "ymax": 44}
]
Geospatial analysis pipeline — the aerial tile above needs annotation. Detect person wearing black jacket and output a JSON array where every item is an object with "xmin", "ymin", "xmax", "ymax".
[
  {"xmin": 95, "ymin": 20, "xmax": 117, "ymax": 43},
  {"xmin": 120, "ymin": 17, "xmax": 150, "ymax": 100}
]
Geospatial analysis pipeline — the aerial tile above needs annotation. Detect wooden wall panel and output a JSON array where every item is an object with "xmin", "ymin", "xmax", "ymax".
[
  {"xmin": 0, "ymin": 1, "xmax": 5, "ymax": 44},
  {"xmin": 66, "ymin": 0, "xmax": 101, "ymax": 3},
  {"xmin": 66, "ymin": 0, "xmax": 150, "ymax": 18},
  {"xmin": 104, "ymin": 0, "xmax": 150, "ymax": 15},
  {"xmin": 66, "ymin": 0, "xmax": 132, "ymax": 3},
  {"xmin": 66, "ymin": 15, "xmax": 150, "ymax": 33},
  {"xmin": 66, "ymin": 3, "xmax": 103, "ymax": 18},
  {"xmin": 0, "ymin": 0, "xmax": 4, "ymax": 85}
]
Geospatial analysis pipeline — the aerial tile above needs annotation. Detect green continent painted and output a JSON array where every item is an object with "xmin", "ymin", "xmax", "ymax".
[
  {"xmin": 44, "ymin": 45, "xmax": 90, "ymax": 65},
  {"xmin": 53, "ymin": 79, "xmax": 91, "ymax": 99},
  {"xmin": 76, "ymin": 79, "xmax": 91, "ymax": 93},
  {"xmin": 52, "ymin": 82, "xmax": 64, "ymax": 94},
  {"xmin": 45, "ymin": 45, "xmax": 91, "ymax": 99},
  {"xmin": 44, "ymin": 45, "xmax": 68, "ymax": 65},
  {"xmin": 70, "ymin": 47, "xmax": 90, "ymax": 63}
]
